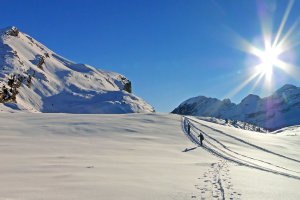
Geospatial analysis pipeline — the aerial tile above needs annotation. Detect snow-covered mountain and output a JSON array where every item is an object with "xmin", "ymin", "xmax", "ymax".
[
  {"xmin": 172, "ymin": 84, "xmax": 300, "ymax": 130},
  {"xmin": 0, "ymin": 26, "xmax": 154, "ymax": 113}
]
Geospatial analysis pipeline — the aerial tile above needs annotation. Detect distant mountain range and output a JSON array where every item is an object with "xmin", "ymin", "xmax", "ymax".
[
  {"xmin": 172, "ymin": 84, "xmax": 300, "ymax": 130},
  {"xmin": 0, "ymin": 26, "xmax": 154, "ymax": 113}
]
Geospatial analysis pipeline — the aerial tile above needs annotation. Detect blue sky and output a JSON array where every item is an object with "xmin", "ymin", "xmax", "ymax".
[{"xmin": 2, "ymin": 0, "xmax": 300, "ymax": 112}]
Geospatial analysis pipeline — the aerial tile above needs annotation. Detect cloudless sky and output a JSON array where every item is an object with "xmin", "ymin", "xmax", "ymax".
[{"xmin": 2, "ymin": 0, "xmax": 300, "ymax": 112}]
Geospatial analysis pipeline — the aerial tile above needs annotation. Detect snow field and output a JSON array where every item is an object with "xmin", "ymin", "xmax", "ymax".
[{"xmin": 0, "ymin": 113, "xmax": 299, "ymax": 199}]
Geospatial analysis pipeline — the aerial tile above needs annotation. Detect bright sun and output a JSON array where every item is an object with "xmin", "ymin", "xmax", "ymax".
[
  {"xmin": 256, "ymin": 47, "xmax": 280, "ymax": 79},
  {"xmin": 225, "ymin": 0, "xmax": 300, "ymax": 98}
]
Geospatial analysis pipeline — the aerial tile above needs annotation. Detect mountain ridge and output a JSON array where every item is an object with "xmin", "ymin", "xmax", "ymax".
[
  {"xmin": 0, "ymin": 26, "xmax": 154, "ymax": 113},
  {"xmin": 172, "ymin": 84, "xmax": 300, "ymax": 130}
]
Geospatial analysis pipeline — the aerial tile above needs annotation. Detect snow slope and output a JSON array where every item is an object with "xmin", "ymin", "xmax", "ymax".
[
  {"xmin": 0, "ymin": 26, "xmax": 154, "ymax": 113},
  {"xmin": 192, "ymin": 116, "xmax": 268, "ymax": 133},
  {"xmin": 172, "ymin": 84, "xmax": 300, "ymax": 130},
  {"xmin": 0, "ymin": 113, "xmax": 299, "ymax": 199}
]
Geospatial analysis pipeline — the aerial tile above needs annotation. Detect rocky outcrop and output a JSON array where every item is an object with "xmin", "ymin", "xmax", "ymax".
[
  {"xmin": 36, "ymin": 55, "xmax": 45, "ymax": 69},
  {"xmin": 0, "ymin": 74, "xmax": 26, "ymax": 103},
  {"xmin": 5, "ymin": 26, "xmax": 19, "ymax": 37},
  {"xmin": 120, "ymin": 76, "xmax": 132, "ymax": 93}
]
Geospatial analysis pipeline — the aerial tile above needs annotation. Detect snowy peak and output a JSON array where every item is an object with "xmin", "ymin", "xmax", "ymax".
[
  {"xmin": 173, "ymin": 96, "xmax": 235, "ymax": 118},
  {"xmin": 240, "ymin": 94, "xmax": 260, "ymax": 104},
  {"xmin": 222, "ymin": 98, "xmax": 232, "ymax": 104},
  {"xmin": 273, "ymin": 84, "xmax": 300, "ymax": 102},
  {"xmin": 181, "ymin": 96, "xmax": 217, "ymax": 106},
  {"xmin": 275, "ymin": 84, "xmax": 297, "ymax": 94},
  {"xmin": 172, "ymin": 85, "xmax": 300, "ymax": 130},
  {"xmin": 2, "ymin": 26, "xmax": 20, "ymax": 37},
  {"xmin": 0, "ymin": 26, "xmax": 154, "ymax": 113}
]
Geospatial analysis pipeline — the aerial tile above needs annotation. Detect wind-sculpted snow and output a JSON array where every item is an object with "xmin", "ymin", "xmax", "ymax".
[
  {"xmin": 0, "ymin": 113, "xmax": 299, "ymax": 199},
  {"xmin": 0, "ymin": 26, "xmax": 153, "ymax": 113}
]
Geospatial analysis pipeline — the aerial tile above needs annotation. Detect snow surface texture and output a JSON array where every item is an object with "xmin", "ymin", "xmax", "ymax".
[
  {"xmin": 192, "ymin": 116, "xmax": 268, "ymax": 133},
  {"xmin": 172, "ymin": 84, "xmax": 300, "ymax": 130},
  {"xmin": 0, "ymin": 113, "xmax": 299, "ymax": 199},
  {"xmin": 0, "ymin": 26, "xmax": 154, "ymax": 113}
]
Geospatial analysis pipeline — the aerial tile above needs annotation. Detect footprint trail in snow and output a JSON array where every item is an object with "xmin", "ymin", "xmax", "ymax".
[{"xmin": 195, "ymin": 160, "xmax": 241, "ymax": 200}]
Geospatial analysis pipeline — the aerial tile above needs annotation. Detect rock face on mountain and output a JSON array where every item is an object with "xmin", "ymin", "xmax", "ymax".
[
  {"xmin": 172, "ymin": 84, "xmax": 300, "ymax": 130},
  {"xmin": 0, "ymin": 26, "xmax": 154, "ymax": 113}
]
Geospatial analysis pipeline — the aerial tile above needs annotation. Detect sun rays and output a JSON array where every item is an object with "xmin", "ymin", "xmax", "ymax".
[{"xmin": 225, "ymin": 0, "xmax": 300, "ymax": 99}]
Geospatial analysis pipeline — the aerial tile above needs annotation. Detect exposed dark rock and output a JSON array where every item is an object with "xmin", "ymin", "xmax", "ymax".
[
  {"xmin": 120, "ymin": 76, "xmax": 132, "ymax": 93},
  {"xmin": 0, "ymin": 74, "xmax": 23, "ymax": 103},
  {"xmin": 5, "ymin": 26, "xmax": 19, "ymax": 37},
  {"xmin": 44, "ymin": 52, "xmax": 50, "ymax": 58},
  {"xmin": 26, "ymin": 75, "xmax": 32, "ymax": 88},
  {"xmin": 29, "ymin": 55, "xmax": 46, "ymax": 70},
  {"xmin": 123, "ymin": 81, "xmax": 132, "ymax": 93},
  {"xmin": 37, "ymin": 55, "xmax": 45, "ymax": 69}
]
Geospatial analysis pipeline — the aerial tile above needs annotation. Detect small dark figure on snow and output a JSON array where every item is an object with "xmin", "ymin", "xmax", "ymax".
[
  {"xmin": 187, "ymin": 123, "xmax": 191, "ymax": 135},
  {"xmin": 198, "ymin": 133, "xmax": 204, "ymax": 146}
]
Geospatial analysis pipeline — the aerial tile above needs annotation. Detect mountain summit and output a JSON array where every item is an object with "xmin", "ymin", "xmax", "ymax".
[
  {"xmin": 0, "ymin": 26, "xmax": 154, "ymax": 113},
  {"xmin": 172, "ymin": 84, "xmax": 300, "ymax": 130}
]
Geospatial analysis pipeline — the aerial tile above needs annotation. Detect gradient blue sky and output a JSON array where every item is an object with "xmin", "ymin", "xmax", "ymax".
[{"xmin": 2, "ymin": 0, "xmax": 300, "ymax": 112}]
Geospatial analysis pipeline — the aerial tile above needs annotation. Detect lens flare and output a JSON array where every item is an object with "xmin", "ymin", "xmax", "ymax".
[
  {"xmin": 225, "ymin": 0, "xmax": 300, "ymax": 99},
  {"xmin": 254, "ymin": 45, "xmax": 281, "ymax": 82}
]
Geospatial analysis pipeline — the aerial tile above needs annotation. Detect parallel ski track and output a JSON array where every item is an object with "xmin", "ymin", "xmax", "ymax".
[
  {"xmin": 188, "ymin": 117, "xmax": 300, "ymax": 163},
  {"xmin": 182, "ymin": 116, "xmax": 300, "ymax": 180}
]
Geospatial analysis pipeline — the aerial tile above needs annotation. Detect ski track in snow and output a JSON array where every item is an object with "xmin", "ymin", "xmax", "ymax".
[
  {"xmin": 188, "ymin": 117, "xmax": 300, "ymax": 164},
  {"xmin": 188, "ymin": 118, "xmax": 300, "ymax": 174},
  {"xmin": 182, "ymin": 117, "xmax": 241, "ymax": 199},
  {"xmin": 182, "ymin": 117, "xmax": 300, "ymax": 180},
  {"xmin": 181, "ymin": 116, "xmax": 300, "ymax": 199}
]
